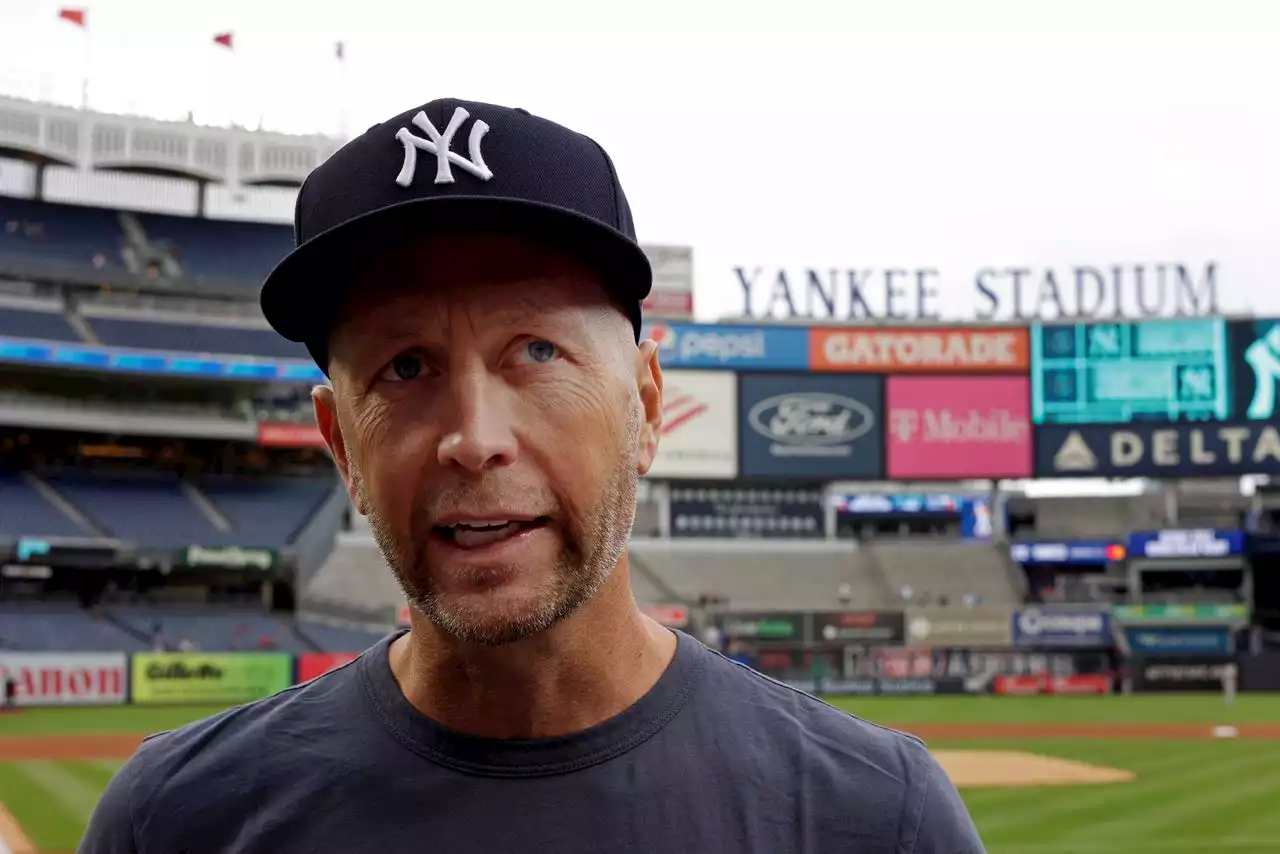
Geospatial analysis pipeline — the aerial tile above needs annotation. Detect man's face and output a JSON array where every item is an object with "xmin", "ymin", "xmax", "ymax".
[{"xmin": 315, "ymin": 233, "xmax": 662, "ymax": 647}]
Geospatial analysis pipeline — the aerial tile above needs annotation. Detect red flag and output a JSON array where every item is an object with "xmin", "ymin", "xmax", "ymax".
[
  {"xmin": 213, "ymin": 32, "xmax": 233, "ymax": 49},
  {"xmin": 58, "ymin": 8, "xmax": 86, "ymax": 27}
]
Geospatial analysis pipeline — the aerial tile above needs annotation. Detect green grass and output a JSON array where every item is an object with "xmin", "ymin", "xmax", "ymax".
[{"xmin": 2, "ymin": 695, "xmax": 1279, "ymax": 852}]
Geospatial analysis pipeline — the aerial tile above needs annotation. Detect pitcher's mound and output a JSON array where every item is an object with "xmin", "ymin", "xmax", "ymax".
[{"xmin": 934, "ymin": 750, "xmax": 1136, "ymax": 789}]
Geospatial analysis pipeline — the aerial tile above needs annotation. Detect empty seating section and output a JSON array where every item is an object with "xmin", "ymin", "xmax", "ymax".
[
  {"xmin": 0, "ymin": 472, "xmax": 88, "ymax": 537},
  {"xmin": 305, "ymin": 535, "xmax": 404, "ymax": 620},
  {"xmin": 86, "ymin": 315, "xmax": 308, "ymax": 360},
  {"xmin": 45, "ymin": 473, "xmax": 219, "ymax": 548},
  {"xmin": 198, "ymin": 477, "xmax": 335, "ymax": 547},
  {"xmin": 136, "ymin": 212, "xmax": 292, "ymax": 282},
  {"xmin": 0, "ymin": 305, "xmax": 81, "ymax": 342},
  {"xmin": 871, "ymin": 540, "xmax": 1019, "ymax": 605},
  {"xmin": 297, "ymin": 620, "xmax": 386, "ymax": 653},
  {"xmin": 0, "ymin": 606, "xmax": 145, "ymax": 651},
  {"xmin": 108, "ymin": 606, "xmax": 303, "ymax": 652},
  {"xmin": 1017, "ymin": 496, "xmax": 1165, "ymax": 539},
  {"xmin": 629, "ymin": 541, "xmax": 886, "ymax": 611},
  {"xmin": 0, "ymin": 196, "xmax": 122, "ymax": 268}
]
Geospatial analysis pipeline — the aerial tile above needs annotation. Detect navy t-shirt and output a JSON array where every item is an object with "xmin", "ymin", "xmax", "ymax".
[{"xmin": 80, "ymin": 630, "xmax": 984, "ymax": 853}]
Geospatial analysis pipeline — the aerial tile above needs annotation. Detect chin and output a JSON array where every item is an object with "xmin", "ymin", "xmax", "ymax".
[{"xmin": 418, "ymin": 588, "xmax": 574, "ymax": 647}]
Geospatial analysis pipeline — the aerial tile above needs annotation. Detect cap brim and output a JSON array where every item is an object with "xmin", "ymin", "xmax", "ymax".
[{"xmin": 260, "ymin": 195, "xmax": 652, "ymax": 369}]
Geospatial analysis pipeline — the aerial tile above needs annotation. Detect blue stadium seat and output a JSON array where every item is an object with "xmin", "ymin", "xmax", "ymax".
[
  {"xmin": 45, "ymin": 472, "xmax": 223, "ymax": 549},
  {"xmin": 297, "ymin": 620, "xmax": 385, "ymax": 653},
  {"xmin": 0, "ymin": 305, "xmax": 82, "ymax": 342},
  {"xmin": 0, "ymin": 196, "xmax": 123, "ymax": 269},
  {"xmin": 135, "ymin": 212, "xmax": 292, "ymax": 282},
  {"xmin": 0, "ymin": 472, "xmax": 91, "ymax": 537},
  {"xmin": 86, "ymin": 315, "xmax": 309, "ymax": 360},
  {"xmin": 0, "ymin": 606, "xmax": 146, "ymax": 651},
  {"xmin": 108, "ymin": 606, "xmax": 303, "ymax": 652},
  {"xmin": 198, "ymin": 477, "xmax": 335, "ymax": 547}
]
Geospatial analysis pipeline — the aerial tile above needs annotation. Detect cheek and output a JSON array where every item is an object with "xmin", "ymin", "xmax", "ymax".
[
  {"xmin": 347, "ymin": 406, "xmax": 430, "ymax": 525},
  {"xmin": 524, "ymin": 380, "xmax": 630, "ymax": 495}
]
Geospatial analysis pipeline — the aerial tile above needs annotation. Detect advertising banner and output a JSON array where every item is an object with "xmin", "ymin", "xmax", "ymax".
[
  {"xmin": 640, "ymin": 244, "xmax": 694, "ymax": 320},
  {"xmin": 853, "ymin": 646, "xmax": 1104, "ymax": 681},
  {"xmin": 1112, "ymin": 603, "xmax": 1248, "ymax": 622},
  {"xmin": 813, "ymin": 611, "xmax": 905, "ymax": 644},
  {"xmin": 669, "ymin": 483, "xmax": 824, "ymax": 539},
  {"xmin": 993, "ymin": 674, "xmax": 1112, "ymax": 695},
  {"xmin": 1125, "ymin": 529, "xmax": 1245, "ymax": 560},
  {"xmin": 885, "ymin": 376, "xmax": 1032, "ymax": 479},
  {"xmin": 788, "ymin": 677, "xmax": 971, "ymax": 697},
  {"xmin": 1011, "ymin": 609, "xmax": 1112, "ymax": 648},
  {"xmin": 1230, "ymin": 317, "xmax": 1280, "ymax": 420},
  {"xmin": 296, "ymin": 652, "xmax": 360, "ymax": 683},
  {"xmin": 1131, "ymin": 656, "xmax": 1236, "ymax": 692},
  {"xmin": 640, "ymin": 604, "xmax": 690, "ymax": 628},
  {"xmin": 257, "ymin": 422, "xmax": 327, "ymax": 449},
  {"xmin": 643, "ymin": 322, "xmax": 809, "ymax": 370},
  {"xmin": 715, "ymin": 612, "xmax": 806, "ymax": 643},
  {"xmin": 647, "ymin": 370, "xmax": 738, "ymax": 479},
  {"xmin": 809, "ymin": 327, "xmax": 1029, "ymax": 373},
  {"xmin": 0, "ymin": 652, "xmax": 127, "ymax": 707},
  {"xmin": 738, "ymin": 373, "xmax": 883, "ymax": 479},
  {"xmin": 1009, "ymin": 541, "xmax": 1126, "ymax": 566},
  {"xmin": 131, "ymin": 652, "xmax": 293, "ymax": 705},
  {"xmin": 834, "ymin": 493, "xmax": 995, "ymax": 541},
  {"xmin": 1031, "ymin": 319, "xmax": 1230, "ymax": 424},
  {"xmin": 181, "ymin": 546, "xmax": 277, "ymax": 571},
  {"xmin": 1123, "ymin": 626, "xmax": 1233, "ymax": 656},
  {"xmin": 1034, "ymin": 421, "xmax": 1280, "ymax": 478},
  {"xmin": 904, "ymin": 607, "xmax": 1014, "ymax": 648}
]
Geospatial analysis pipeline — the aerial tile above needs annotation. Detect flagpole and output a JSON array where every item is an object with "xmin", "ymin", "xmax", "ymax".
[{"xmin": 336, "ymin": 41, "xmax": 349, "ymax": 140}]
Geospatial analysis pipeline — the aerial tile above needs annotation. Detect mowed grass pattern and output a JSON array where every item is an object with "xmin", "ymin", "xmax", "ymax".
[{"xmin": 0, "ymin": 695, "xmax": 1278, "ymax": 852}]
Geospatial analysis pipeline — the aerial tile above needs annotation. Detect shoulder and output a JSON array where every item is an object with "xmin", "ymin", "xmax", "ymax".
[
  {"xmin": 82, "ymin": 655, "xmax": 374, "ymax": 851},
  {"xmin": 695, "ymin": 649, "xmax": 985, "ymax": 853}
]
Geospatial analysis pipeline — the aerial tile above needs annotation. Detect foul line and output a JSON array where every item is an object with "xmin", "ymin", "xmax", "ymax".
[{"xmin": 0, "ymin": 802, "xmax": 35, "ymax": 854}]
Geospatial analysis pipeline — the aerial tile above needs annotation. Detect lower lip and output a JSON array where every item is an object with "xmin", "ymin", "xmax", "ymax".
[{"xmin": 430, "ymin": 524, "xmax": 548, "ymax": 563}]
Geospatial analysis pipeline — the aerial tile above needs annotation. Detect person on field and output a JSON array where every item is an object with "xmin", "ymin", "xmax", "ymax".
[{"xmin": 80, "ymin": 97, "xmax": 984, "ymax": 854}]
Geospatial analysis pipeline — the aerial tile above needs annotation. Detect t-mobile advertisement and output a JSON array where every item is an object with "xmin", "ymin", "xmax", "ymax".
[{"xmin": 886, "ymin": 376, "xmax": 1032, "ymax": 479}]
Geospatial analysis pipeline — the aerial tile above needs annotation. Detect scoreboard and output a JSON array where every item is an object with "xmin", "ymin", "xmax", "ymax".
[{"xmin": 1031, "ymin": 319, "xmax": 1230, "ymax": 424}]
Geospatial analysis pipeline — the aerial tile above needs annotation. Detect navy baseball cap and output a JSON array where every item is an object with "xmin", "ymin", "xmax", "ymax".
[{"xmin": 260, "ymin": 97, "xmax": 652, "ymax": 373}]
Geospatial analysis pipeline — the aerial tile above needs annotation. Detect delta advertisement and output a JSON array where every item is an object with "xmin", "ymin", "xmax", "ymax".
[
  {"xmin": 131, "ymin": 652, "xmax": 293, "ymax": 705},
  {"xmin": 737, "ymin": 373, "xmax": 883, "ymax": 479},
  {"xmin": 645, "ymin": 370, "xmax": 738, "ymax": 479},
  {"xmin": 0, "ymin": 652, "xmax": 127, "ymax": 707},
  {"xmin": 1125, "ymin": 529, "xmax": 1245, "ymax": 560},
  {"xmin": 1011, "ymin": 609, "xmax": 1112, "ymax": 648},
  {"xmin": 885, "ymin": 376, "xmax": 1032, "ymax": 479},
  {"xmin": 1034, "ymin": 421, "xmax": 1280, "ymax": 478}
]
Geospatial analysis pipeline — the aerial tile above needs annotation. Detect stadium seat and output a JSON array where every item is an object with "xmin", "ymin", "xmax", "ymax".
[
  {"xmin": 0, "ymin": 605, "xmax": 146, "ymax": 651},
  {"xmin": 134, "ymin": 211, "xmax": 292, "ymax": 283},
  {"xmin": 0, "ymin": 472, "xmax": 92, "ymax": 537},
  {"xmin": 107, "ymin": 606, "xmax": 304, "ymax": 652},
  {"xmin": 296, "ymin": 619, "xmax": 386, "ymax": 653},
  {"xmin": 0, "ymin": 196, "xmax": 124, "ymax": 270},
  {"xmin": 85, "ymin": 315, "xmax": 309, "ymax": 360},
  {"xmin": 197, "ymin": 476, "xmax": 337, "ymax": 547},
  {"xmin": 43, "ymin": 472, "xmax": 224, "ymax": 549},
  {"xmin": 0, "ymin": 305, "xmax": 83, "ymax": 342}
]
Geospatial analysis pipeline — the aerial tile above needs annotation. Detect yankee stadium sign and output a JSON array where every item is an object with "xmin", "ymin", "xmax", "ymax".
[{"xmin": 732, "ymin": 262, "xmax": 1218, "ymax": 322}]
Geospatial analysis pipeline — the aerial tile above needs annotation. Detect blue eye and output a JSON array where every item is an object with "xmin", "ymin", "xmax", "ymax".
[
  {"xmin": 382, "ymin": 353, "xmax": 423, "ymax": 382},
  {"xmin": 525, "ymin": 340, "xmax": 558, "ymax": 364}
]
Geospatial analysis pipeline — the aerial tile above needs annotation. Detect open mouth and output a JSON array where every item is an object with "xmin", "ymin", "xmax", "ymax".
[{"xmin": 434, "ymin": 518, "xmax": 549, "ymax": 549}]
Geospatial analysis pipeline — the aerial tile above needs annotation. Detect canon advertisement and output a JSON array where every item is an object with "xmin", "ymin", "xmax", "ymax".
[
  {"xmin": 738, "ymin": 373, "xmax": 883, "ymax": 479},
  {"xmin": 885, "ymin": 376, "xmax": 1032, "ymax": 479},
  {"xmin": 645, "ymin": 370, "xmax": 738, "ymax": 479},
  {"xmin": 668, "ymin": 484, "xmax": 824, "ymax": 539},
  {"xmin": 1011, "ymin": 609, "xmax": 1113, "ymax": 648}
]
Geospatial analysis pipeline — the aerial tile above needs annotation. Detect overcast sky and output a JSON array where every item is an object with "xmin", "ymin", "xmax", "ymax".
[{"xmin": 0, "ymin": 0, "xmax": 1277, "ymax": 325}]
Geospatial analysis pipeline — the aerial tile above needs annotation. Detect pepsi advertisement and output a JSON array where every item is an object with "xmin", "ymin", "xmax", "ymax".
[
  {"xmin": 1126, "ymin": 529, "xmax": 1244, "ymax": 560},
  {"xmin": 738, "ymin": 374, "xmax": 883, "ymax": 479},
  {"xmin": 1124, "ymin": 626, "xmax": 1233, "ymax": 656},
  {"xmin": 1011, "ymin": 609, "xmax": 1113, "ymax": 648},
  {"xmin": 642, "ymin": 322, "xmax": 809, "ymax": 370}
]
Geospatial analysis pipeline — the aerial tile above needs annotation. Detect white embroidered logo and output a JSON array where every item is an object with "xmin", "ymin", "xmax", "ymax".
[{"xmin": 394, "ymin": 106, "xmax": 493, "ymax": 187}]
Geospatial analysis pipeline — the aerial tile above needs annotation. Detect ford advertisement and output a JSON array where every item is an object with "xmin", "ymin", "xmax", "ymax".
[
  {"xmin": 1011, "ymin": 609, "xmax": 1113, "ymax": 648},
  {"xmin": 643, "ymin": 322, "xmax": 809, "ymax": 370},
  {"xmin": 738, "ymin": 373, "xmax": 884, "ymax": 479}
]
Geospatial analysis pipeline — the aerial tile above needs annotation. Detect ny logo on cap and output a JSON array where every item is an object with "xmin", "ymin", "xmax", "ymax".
[{"xmin": 394, "ymin": 106, "xmax": 493, "ymax": 187}]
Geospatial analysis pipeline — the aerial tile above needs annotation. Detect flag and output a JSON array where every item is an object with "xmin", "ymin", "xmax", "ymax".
[
  {"xmin": 59, "ymin": 8, "xmax": 86, "ymax": 27},
  {"xmin": 335, "ymin": 41, "xmax": 345, "ymax": 61},
  {"xmin": 213, "ymin": 32, "xmax": 233, "ymax": 49}
]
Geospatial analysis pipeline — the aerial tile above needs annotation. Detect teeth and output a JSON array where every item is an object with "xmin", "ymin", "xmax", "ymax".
[
  {"xmin": 452, "ymin": 520, "xmax": 510, "ymax": 531},
  {"xmin": 452, "ymin": 522, "xmax": 520, "ymax": 548}
]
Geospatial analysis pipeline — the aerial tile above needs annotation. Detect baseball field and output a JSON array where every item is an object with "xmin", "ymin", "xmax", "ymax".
[{"xmin": 1, "ymin": 694, "xmax": 1278, "ymax": 853}]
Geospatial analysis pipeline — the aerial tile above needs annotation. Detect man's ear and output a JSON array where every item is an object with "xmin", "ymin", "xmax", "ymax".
[
  {"xmin": 634, "ymin": 339, "xmax": 663, "ymax": 476},
  {"xmin": 313, "ymin": 384, "xmax": 365, "ymax": 514}
]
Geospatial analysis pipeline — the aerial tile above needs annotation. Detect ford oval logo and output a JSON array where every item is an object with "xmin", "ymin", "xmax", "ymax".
[{"xmin": 747, "ymin": 393, "xmax": 873, "ymax": 447}]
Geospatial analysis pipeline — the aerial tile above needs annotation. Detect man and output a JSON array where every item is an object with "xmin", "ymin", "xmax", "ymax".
[{"xmin": 80, "ymin": 98, "xmax": 984, "ymax": 853}]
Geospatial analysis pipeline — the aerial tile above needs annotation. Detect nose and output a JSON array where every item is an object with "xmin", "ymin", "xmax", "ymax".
[{"xmin": 436, "ymin": 367, "xmax": 519, "ymax": 473}]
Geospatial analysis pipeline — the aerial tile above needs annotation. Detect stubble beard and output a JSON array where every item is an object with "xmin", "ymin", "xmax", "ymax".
[{"xmin": 354, "ymin": 410, "xmax": 640, "ymax": 647}]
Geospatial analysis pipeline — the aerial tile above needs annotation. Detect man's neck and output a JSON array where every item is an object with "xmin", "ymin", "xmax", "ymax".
[{"xmin": 388, "ymin": 570, "xmax": 677, "ymax": 739}]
